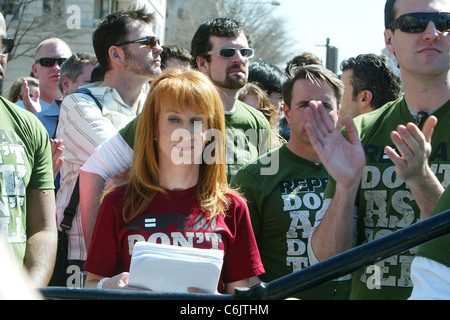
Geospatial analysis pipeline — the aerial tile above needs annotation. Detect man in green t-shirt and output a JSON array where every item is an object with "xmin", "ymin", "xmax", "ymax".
[
  {"xmin": 192, "ymin": 18, "xmax": 271, "ymax": 183},
  {"xmin": 0, "ymin": 12, "xmax": 56, "ymax": 287},
  {"xmin": 232, "ymin": 65, "xmax": 351, "ymax": 300},
  {"xmin": 305, "ymin": 0, "xmax": 449, "ymax": 300}
]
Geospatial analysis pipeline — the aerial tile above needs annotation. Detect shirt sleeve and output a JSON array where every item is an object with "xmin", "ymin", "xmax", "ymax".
[
  {"xmin": 222, "ymin": 194, "xmax": 265, "ymax": 284},
  {"xmin": 409, "ymin": 256, "xmax": 450, "ymax": 300},
  {"xmin": 28, "ymin": 116, "xmax": 55, "ymax": 190},
  {"xmin": 81, "ymin": 133, "xmax": 133, "ymax": 180},
  {"xmin": 83, "ymin": 193, "xmax": 121, "ymax": 277}
]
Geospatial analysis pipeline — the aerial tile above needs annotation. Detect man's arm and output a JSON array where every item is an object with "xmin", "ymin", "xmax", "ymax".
[
  {"xmin": 304, "ymin": 101, "xmax": 366, "ymax": 261},
  {"xmin": 80, "ymin": 171, "xmax": 105, "ymax": 251},
  {"xmin": 385, "ymin": 116, "xmax": 443, "ymax": 218},
  {"xmin": 24, "ymin": 188, "xmax": 57, "ymax": 287},
  {"xmin": 80, "ymin": 133, "xmax": 133, "ymax": 250}
]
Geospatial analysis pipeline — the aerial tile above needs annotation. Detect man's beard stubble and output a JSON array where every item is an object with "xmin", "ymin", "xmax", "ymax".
[
  {"xmin": 124, "ymin": 48, "xmax": 162, "ymax": 78},
  {"xmin": 212, "ymin": 64, "xmax": 247, "ymax": 90}
]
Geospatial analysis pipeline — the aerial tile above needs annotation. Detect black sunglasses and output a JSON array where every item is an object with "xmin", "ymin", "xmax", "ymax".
[
  {"xmin": 208, "ymin": 47, "xmax": 255, "ymax": 59},
  {"xmin": 35, "ymin": 57, "xmax": 67, "ymax": 67},
  {"xmin": 115, "ymin": 36, "xmax": 160, "ymax": 48},
  {"xmin": 389, "ymin": 12, "xmax": 450, "ymax": 33},
  {"xmin": 2, "ymin": 38, "xmax": 14, "ymax": 54}
]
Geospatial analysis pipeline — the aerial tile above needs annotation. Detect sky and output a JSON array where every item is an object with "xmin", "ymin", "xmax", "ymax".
[{"xmin": 274, "ymin": 0, "xmax": 389, "ymax": 71}]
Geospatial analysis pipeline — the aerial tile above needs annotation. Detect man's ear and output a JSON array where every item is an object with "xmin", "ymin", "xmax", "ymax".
[
  {"xmin": 31, "ymin": 63, "xmax": 39, "ymax": 79},
  {"xmin": 108, "ymin": 45, "xmax": 125, "ymax": 67},
  {"xmin": 61, "ymin": 76, "xmax": 70, "ymax": 94},
  {"xmin": 283, "ymin": 103, "xmax": 291, "ymax": 126},
  {"xmin": 384, "ymin": 29, "xmax": 395, "ymax": 54},
  {"xmin": 196, "ymin": 56, "xmax": 208, "ymax": 72},
  {"xmin": 359, "ymin": 90, "xmax": 374, "ymax": 112}
]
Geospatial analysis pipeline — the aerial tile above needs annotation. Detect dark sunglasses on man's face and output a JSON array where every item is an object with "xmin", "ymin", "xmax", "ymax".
[
  {"xmin": 389, "ymin": 12, "xmax": 450, "ymax": 33},
  {"xmin": 35, "ymin": 57, "xmax": 67, "ymax": 67},
  {"xmin": 1, "ymin": 37, "xmax": 14, "ymax": 54},
  {"xmin": 208, "ymin": 47, "xmax": 255, "ymax": 59},
  {"xmin": 115, "ymin": 36, "xmax": 160, "ymax": 48}
]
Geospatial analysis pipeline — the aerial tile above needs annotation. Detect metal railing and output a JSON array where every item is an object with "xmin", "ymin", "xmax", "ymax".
[{"xmin": 40, "ymin": 209, "xmax": 450, "ymax": 300}]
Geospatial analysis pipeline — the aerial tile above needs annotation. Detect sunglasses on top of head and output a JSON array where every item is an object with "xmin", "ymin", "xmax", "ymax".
[
  {"xmin": 115, "ymin": 36, "xmax": 160, "ymax": 48},
  {"xmin": 35, "ymin": 57, "xmax": 67, "ymax": 67},
  {"xmin": 389, "ymin": 12, "xmax": 450, "ymax": 33},
  {"xmin": 208, "ymin": 47, "xmax": 255, "ymax": 59}
]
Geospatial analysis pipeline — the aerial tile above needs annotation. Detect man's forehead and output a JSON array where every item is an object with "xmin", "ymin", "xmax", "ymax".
[
  {"xmin": 35, "ymin": 43, "xmax": 71, "ymax": 59},
  {"xmin": 293, "ymin": 79, "xmax": 337, "ymax": 104},
  {"xmin": 395, "ymin": 0, "xmax": 450, "ymax": 16},
  {"xmin": 209, "ymin": 33, "xmax": 249, "ymax": 48},
  {"xmin": 127, "ymin": 20, "xmax": 154, "ymax": 37}
]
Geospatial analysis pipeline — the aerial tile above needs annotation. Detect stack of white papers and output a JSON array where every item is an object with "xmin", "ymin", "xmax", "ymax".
[{"xmin": 128, "ymin": 242, "xmax": 224, "ymax": 293}]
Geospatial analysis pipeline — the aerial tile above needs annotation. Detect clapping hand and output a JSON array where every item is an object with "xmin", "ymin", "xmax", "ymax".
[{"xmin": 304, "ymin": 100, "xmax": 366, "ymax": 188}]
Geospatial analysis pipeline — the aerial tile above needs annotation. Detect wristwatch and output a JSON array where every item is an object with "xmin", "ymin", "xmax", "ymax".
[{"xmin": 97, "ymin": 277, "xmax": 110, "ymax": 289}]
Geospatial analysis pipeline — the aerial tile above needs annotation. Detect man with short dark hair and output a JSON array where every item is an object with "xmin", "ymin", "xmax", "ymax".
[
  {"xmin": 161, "ymin": 45, "xmax": 191, "ymax": 69},
  {"xmin": 306, "ymin": 0, "xmax": 450, "ymax": 299},
  {"xmin": 338, "ymin": 53, "xmax": 402, "ymax": 129},
  {"xmin": 192, "ymin": 18, "xmax": 271, "ymax": 182},
  {"xmin": 53, "ymin": 8, "xmax": 163, "ymax": 286},
  {"xmin": 232, "ymin": 65, "xmax": 351, "ymax": 300}
]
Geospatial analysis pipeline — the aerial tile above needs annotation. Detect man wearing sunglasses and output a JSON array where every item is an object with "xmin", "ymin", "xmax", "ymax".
[
  {"xmin": 53, "ymin": 8, "xmax": 162, "ymax": 287},
  {"xmin": 192, "ymin": 18, "xmax": 271, "ymax": 184},
  {"xmin": 16, "ymin": 38, "xmax": 72, "ymax": 113},
  {"xmin": 306, "ymin": 0, "xmax": 450, "ymax": 300},
  {"xmin": 0, "ymin": 11, "xmax": 57, "ymax": 288}
]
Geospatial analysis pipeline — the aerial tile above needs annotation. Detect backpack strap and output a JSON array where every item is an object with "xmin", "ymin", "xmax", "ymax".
[{"xmin": 60, "ymin": 88, "xmax": 103, "ymax": 231}]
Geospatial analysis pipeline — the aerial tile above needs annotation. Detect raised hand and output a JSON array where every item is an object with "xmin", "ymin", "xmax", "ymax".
[
  {"xmin": 21, "ymin": 78, "xmax": 42, "ymax": 113},
  {"xmin": 384, "ymin": 116, "xmax": 437, "ymax": 184},
  {"xmin": 384, "ymin": 116, "xmax": 443, "ymax": 218},
  {"xmin": 304, "ymin": 100, "xmax": 366, "ymax": 188}
]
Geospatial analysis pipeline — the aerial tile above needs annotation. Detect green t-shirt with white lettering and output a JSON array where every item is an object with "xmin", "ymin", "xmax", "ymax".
[
  {"xmin": 323, "ymin": 97, "xmax": 450, "ymax": 300},
  {"xmin": 232, "ymin": 144, "xmax": 351, "ymax": 300},
  {"xmin": 0, "ymin": 96, "xmax": 54, "ymax": 262}
]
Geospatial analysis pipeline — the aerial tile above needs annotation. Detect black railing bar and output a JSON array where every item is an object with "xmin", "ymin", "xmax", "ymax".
[
  {"xmin": 40, "ymin": 287, "xmax": 233, "ymax": 300},
  {"xmin": 40, "ymin": 209, "xmax": 450, "ymax": 300},
  {"xmin": 234, "ymin": 209, "xmax": 450, "ymax": 300}
]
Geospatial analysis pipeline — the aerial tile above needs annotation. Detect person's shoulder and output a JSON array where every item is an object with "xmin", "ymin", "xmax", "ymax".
[
  {"xmin": 64, "ymin": 83, "xmax": 105, "ymax": 102},
  {"xmin": 225, "ymin": 189, "xmax": 249, "ymax": 212},
  {"xmin": 232, "ymin": 146, "xmax": 281, "ymax": 187},
  {"xmin": 235, "ymin": 100, "xmax": 271, "ymax": 128},
  {"xmin": 354, "ymin": 97, "xmax": 403, "ymax": 125},
  {"xmin": 1, "ymin": 96, "xmax": 42, "ymax": 125},
  {"xmin": 349, "ymin": 96, "xmax": 404, "ymax": 140},
  {"xmin": 103, "ymin": 185, "xmax": 128, "ymax": 204}
]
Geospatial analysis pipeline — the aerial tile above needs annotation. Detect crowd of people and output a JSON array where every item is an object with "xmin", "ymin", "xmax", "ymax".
[{"xmin": 0, "ymin": 0, "xmax": 449, "ymax": 300}]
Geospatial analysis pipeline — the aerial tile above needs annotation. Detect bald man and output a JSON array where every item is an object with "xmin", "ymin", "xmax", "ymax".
[{"xmin": 17, "ymin": 38, "xmax": 72, "ymax": 113}]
